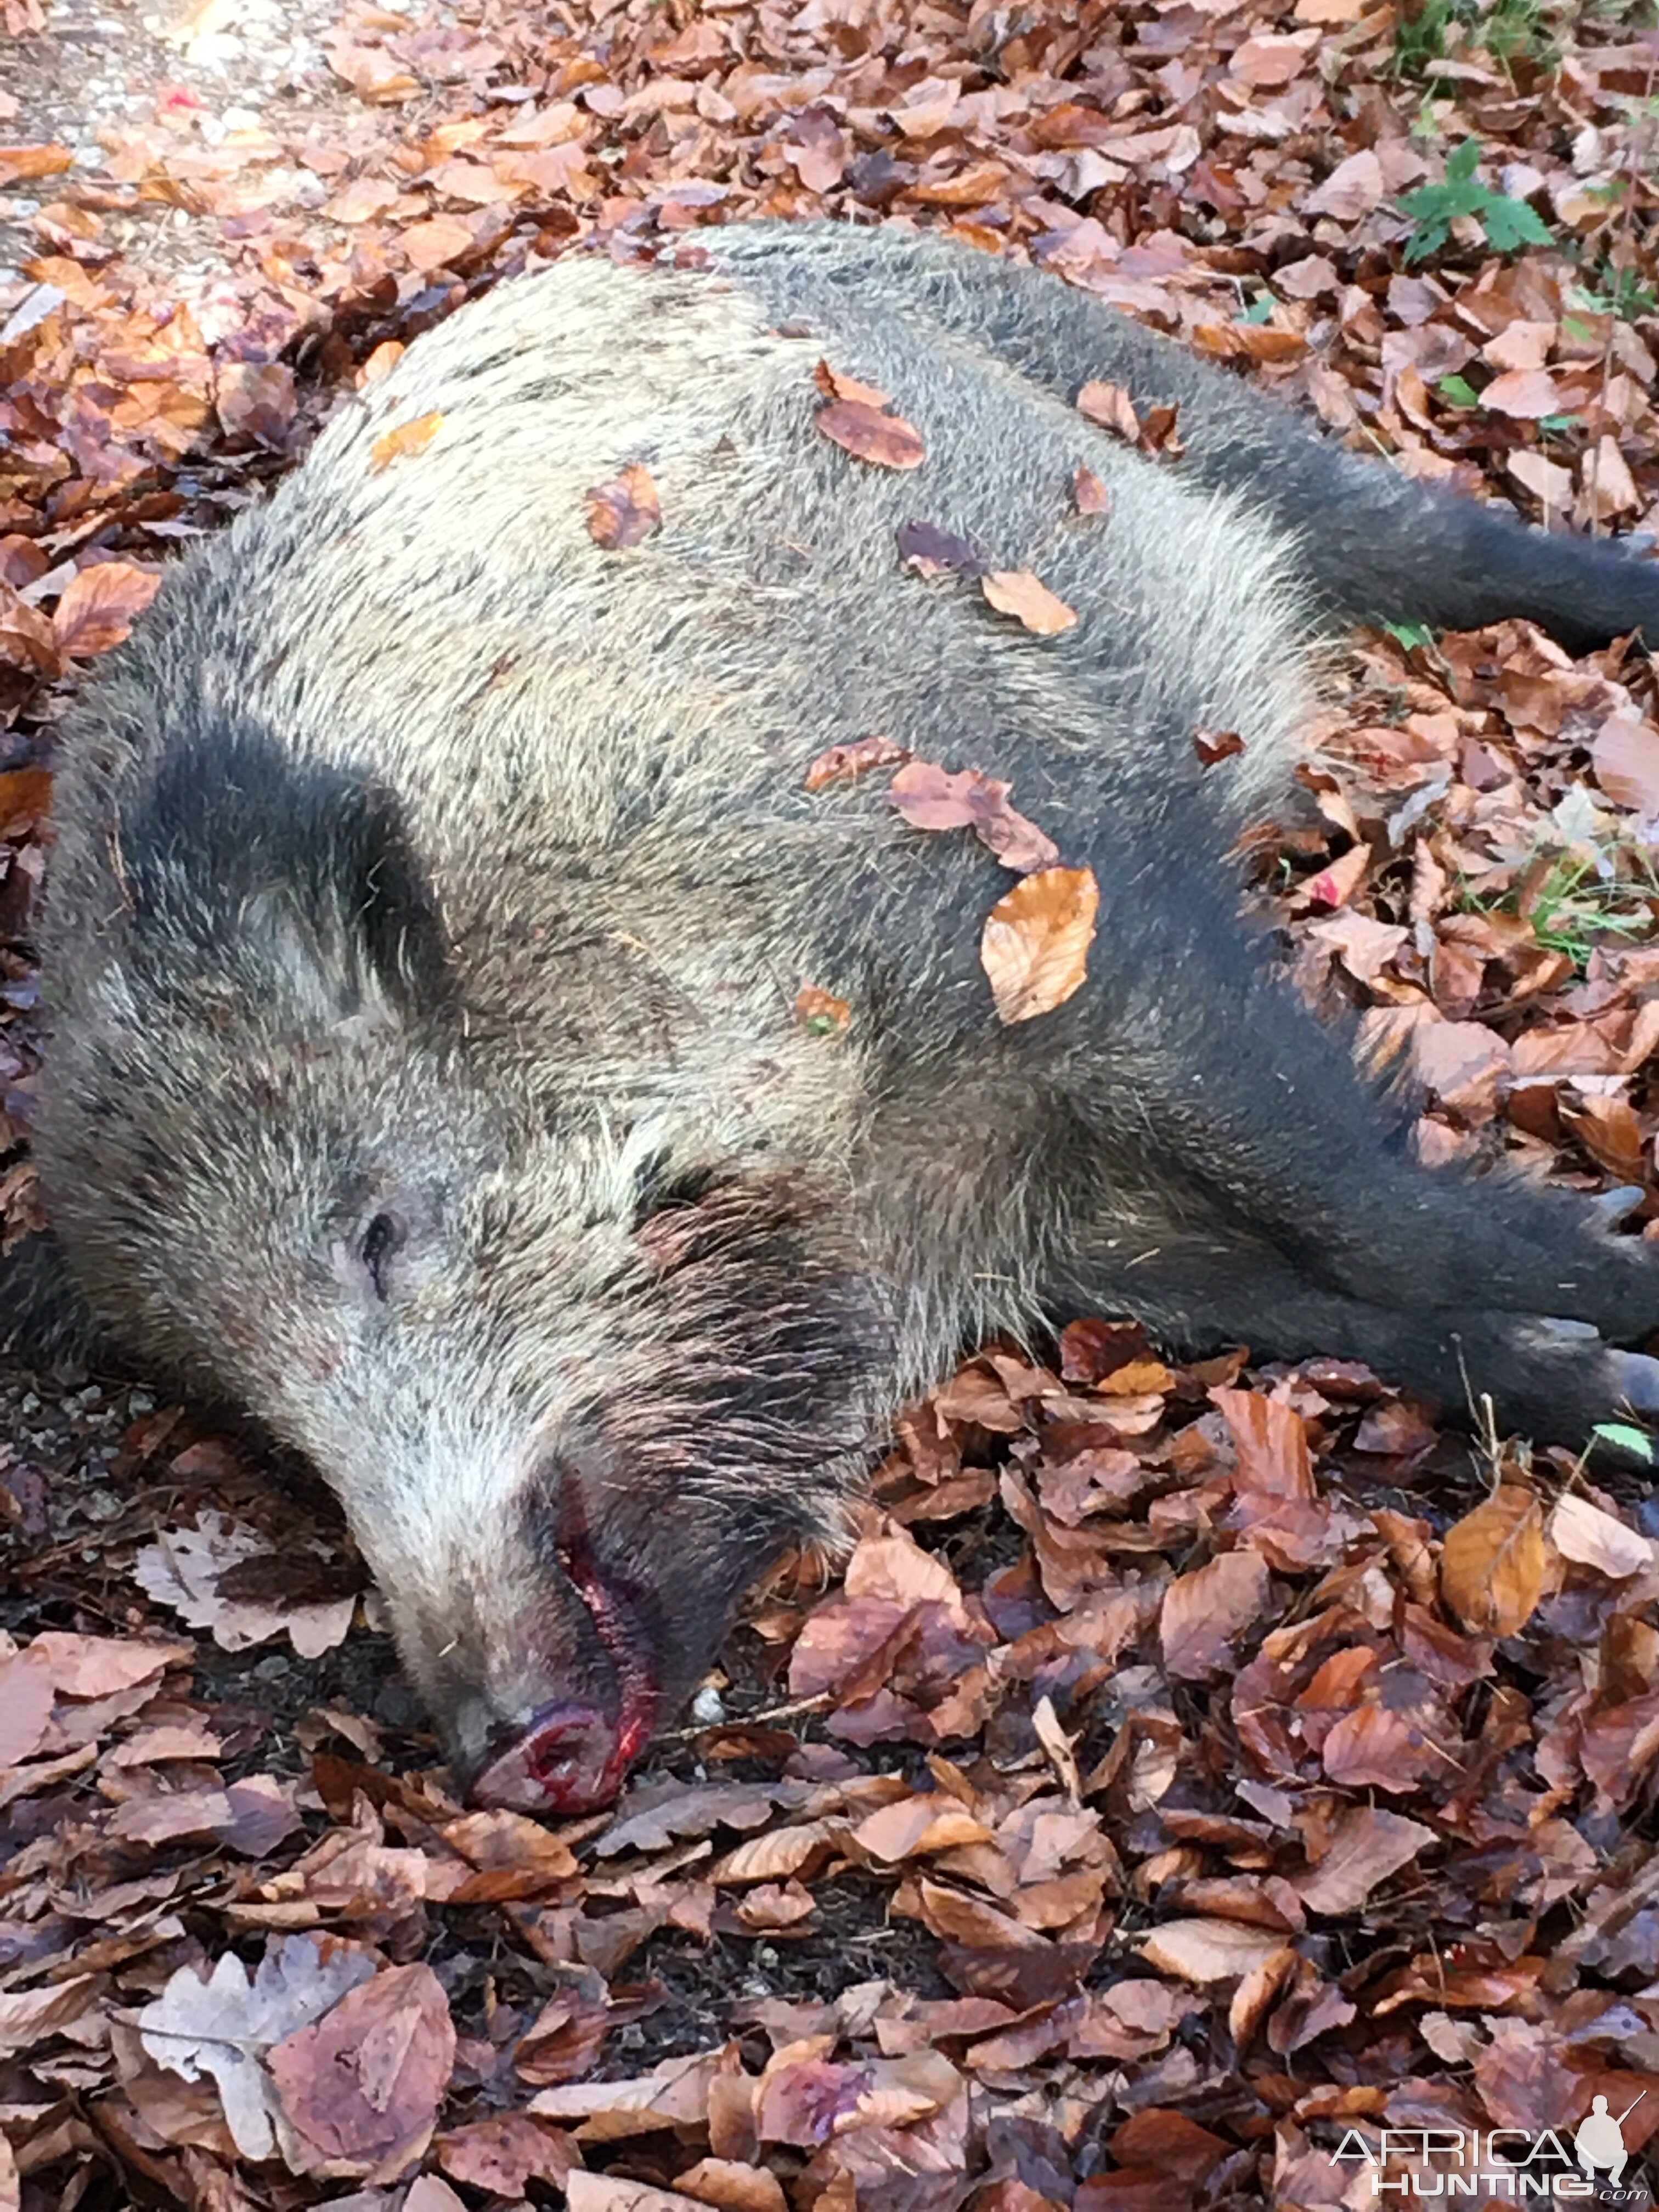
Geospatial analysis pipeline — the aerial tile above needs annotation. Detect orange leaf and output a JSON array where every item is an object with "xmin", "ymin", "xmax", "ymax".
[
  {"xmin": 794, "ymin": 985, "xmax": 850, "ymax": 1035},
  {"xmin": 1441, "ymin": 1486, "xmax": 1547, "ymax": 1639},
  {"xmin": 813, "ymin": 359, "xmax": 889, "ymax": 409},
  {"xmin": 980, "ymin": 866, "xmax": 1099, "ymax": 1024},
  {"xmin": 980, "ymin": 569, "xmax": 1076, "ymax": 637},
  {"xmin": 370, "ymin": 411, "xmax": 443, "ymax": 473},
  {"xmin": 52, "ymin": 562, "xmax": 161, "ymax": 658},
  {"xmin": 0, "ymin": 145, "xmax": 74, "ymax": 188}
]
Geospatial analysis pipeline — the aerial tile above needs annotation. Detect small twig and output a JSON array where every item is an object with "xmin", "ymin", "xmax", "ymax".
[{"xmin": 668, "ymin": 1690, "xmax": 832, "ymax": 1742}]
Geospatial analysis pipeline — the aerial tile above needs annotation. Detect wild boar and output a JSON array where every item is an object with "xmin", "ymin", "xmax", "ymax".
[{"xmin": 8, "ymin": 220, "xmax": 1659, "ymax": 1810}]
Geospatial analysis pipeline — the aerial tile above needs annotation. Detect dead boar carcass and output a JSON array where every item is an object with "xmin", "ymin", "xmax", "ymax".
[{"xmin": 10, "ymin": 220, "xmax": 1659, "ymax": 1813}]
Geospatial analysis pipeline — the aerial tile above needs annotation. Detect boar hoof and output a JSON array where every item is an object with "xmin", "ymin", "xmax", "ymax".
[
  {"xmin": 1610, "ymin": 1350, "xmax": 1659, "ymax": 1416},
  {"xmin": 471, "ymin": 1701, "xmax": 637, "ymax": 1815}
]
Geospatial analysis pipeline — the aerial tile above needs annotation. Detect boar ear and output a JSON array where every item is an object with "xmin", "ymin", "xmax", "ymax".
[{"xmin": 121, "ymin": 724, "xmax": 455, "ymax": 1029}]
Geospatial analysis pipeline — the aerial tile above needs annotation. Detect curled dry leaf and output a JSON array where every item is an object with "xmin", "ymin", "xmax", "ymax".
[
  {"xmin": 805, "ymin": 733, "xmax": 911, "ymax": 789},
  {"xmin": 897, "ymin": 519, "xmax": 986, "ymax": 580},
  {"xmin": 53, "ymin": 561, "xmax": 162, "ymax": 658},
  {"xmin": 815, "ymin": 398, "xmax": 926, "ymax": 472},
  {"xmin": 1194, "ymin": 727, "xmax": 1246, "ymax": 766},
  {"xmin": 814, "ymin": 360, "xmax": 889, "ymax": 409},
  {"xmin": 1076, "ymin": 379, "xmax": 1143, "ymax": 442},
  {"xmin": 585, "ymin": 463, "xmax": 663, "ymax": 551},
  {"xmin": 980, "ymin": 569, "xmax": 1077, "ymax": 637},
  {"xmin": 889, "ymin": 760, "xmax": 1059, "ymax": 874},
  {"xmin": 1441, "ymin": 1486, "xmax": 1547, "ymax": 1639},
  {"xmin": 980, "ymin": 866, "xmax": 1099, "ymax": 1025}
]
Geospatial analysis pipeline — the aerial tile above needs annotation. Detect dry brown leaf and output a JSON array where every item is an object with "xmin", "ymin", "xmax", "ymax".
[
  {"xmin": 370, "ymin": 411, "xmax": 443, "ymax": 473},
  {"xmin": 1194, "ymin": 727, "xmax": 1246, "ymax": 766},
  {"xmin": 566, "ymin": 2179, "xmax": 707, "ymax": 2212},
  {"xmin": 1073, "ymin": 466, "xmax": 1110, "ymax": 516},
  {"xmin": 0, "ymin": 145, "xmax": 74, "ymax": 186},
  {"xmin": 267, "ymin": 1962, "xmax": 455, "ymax": 2177},
  {"xmin": 0, "ymin": 765, "xmax": 52, "ymax": 839},
  {"xmin": 437, "ymin": 2113, "xmax": 575, "ymax": 2192},
  {"xmin": 1137, "ymin": 1918, "xmax": 1287, "ymax": 1983},
  {"xmin": 1298, "ymin": 1808, "xmax": 1437, "ymax": 1916},
  {"xmin": 585, "ymin": 463, "xmax": 663, "ymax": 551},
  {"xmin": 814, "ymin": 360, "xmax": 889, "ymax": 409},
  {"xmin": 980, "ymin": 569, "xmax": 1076, "ymax": 637},
  {"xmin": 1076, "ymin": 380, "xmax": 1143, "ymax": 441},
  {"xmin": 673, "ymin": 2158, "xmax": 788, "ymax": 2212},
  {"xmin": 816, "ymin": 399, "xmax": 925, "ymax": 471},
  {"xmin": 53, "ymin": 561, "xmax": 162, "ymax": 658},
  {"xmin": 1549, "ymin": 1494, "xmax": 1652, "ymax": 1581},
  {"xmin": 1592, "ymin": 713, "xmax": 1659, "ymax": 816},
  {"xmin": 889, "ymin": 760, "xmax": 1059, "ymax": 873},
  {"xmin": 1161, "ymin": 1549, "xmax": 1272, "ymax": 1680},
  {"xmin": 980, "ymin": 866, "xmax": 1099, "ymax": 1025},
  {"xmin": 1441, "ymin": 1486, "xmax": 1547, "ymax": 1639},
  {"xmin": 805, "ymin": 735, "xmax": 911, "ymax": 790}
]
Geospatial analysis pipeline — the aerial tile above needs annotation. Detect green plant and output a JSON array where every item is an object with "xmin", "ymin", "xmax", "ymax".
[
  {"xmin": 1399, "ymin": 139, "xmax": 1555, "ymax": 262},
  {"xmin": 1458, "ymin": 847, "xmax": 1659, "ymax": 973},
  {"xmin": 1393, "ymin": 0, "xmax": 1562, "ymax": 78},
  {"xmin": 1570, "ymin": 264, "xmax": 1659, "ymax": 321}
]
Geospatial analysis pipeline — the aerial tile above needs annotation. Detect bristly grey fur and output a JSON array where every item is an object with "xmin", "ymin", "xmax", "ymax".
[{"xmin": 10, "ymin": 221, "xmax": 1659, "ymax": 1792}]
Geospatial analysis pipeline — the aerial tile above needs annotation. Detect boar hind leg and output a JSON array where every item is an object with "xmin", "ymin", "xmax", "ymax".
[
  {"xmin": 1044, "ymin": 1233, "xmax": 1659, "ymax": 1451},
  {"xmin": 731, "ymin": 224, "xmax": 1659, "ymax": 652}
]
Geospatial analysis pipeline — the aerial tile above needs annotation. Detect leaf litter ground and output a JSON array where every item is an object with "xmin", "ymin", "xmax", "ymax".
[{"xmin": 4, "ymin": 0, "xmax": 1659, "ymax": 2205}]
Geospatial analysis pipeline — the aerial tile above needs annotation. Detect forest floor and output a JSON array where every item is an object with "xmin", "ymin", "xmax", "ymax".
[{"xmin": 4, "ymin": 0, "xmax": 1659, "ymax": 2207}]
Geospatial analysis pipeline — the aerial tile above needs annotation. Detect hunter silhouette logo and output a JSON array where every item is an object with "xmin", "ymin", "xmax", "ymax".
[{"xmin": 1577, "ymin": 2095, "xmax": 1645, "ymax": 2187}]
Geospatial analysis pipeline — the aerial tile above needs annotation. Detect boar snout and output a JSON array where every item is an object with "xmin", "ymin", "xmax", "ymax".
[{"xmin": 450, "ymin": 1468, "xmax": 661, "ymax": 1814}]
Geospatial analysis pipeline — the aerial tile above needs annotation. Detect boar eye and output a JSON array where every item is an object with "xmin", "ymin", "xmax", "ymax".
[
  {"xmin": 359, "ymin": 1211, "xmax": 405, "ymax": 1301},
  {"xmin": 630, "ymin": 1153, "xmax": 719, "ymax": 1227}
]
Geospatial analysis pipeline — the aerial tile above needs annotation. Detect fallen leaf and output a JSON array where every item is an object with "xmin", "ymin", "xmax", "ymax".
[
  {"xmin": 816, "ymin": 399, "xmax": 925, "ymax": 471},
  {"xmin": 1441, "ymin": 1487, "xmax": 1547, "ymax": 1638},
  {"xmin": 805, "ymin": 735, "xmax": 911, "ymax": 789},
  {"xmin": 52, "ymin": 562, "xmax": 161, "ymax": 658},
  {"xmin": 140, "ymin": 1937, "xmax": 377, "ymax": 2160},
  {"xmin": 585, "ymin": 463, "xmax": 663, "ymax": 551},
  {"xmin": 267, "ymin": 1961, "xmax": 455, "ymax": 2177},
  {"xmin": 889, "ymin": 759, "xmax": 1059, "ymax": 873},
  {"xmin": 1299, "ymin": 1808, "xmax": 1438, "ymax": 1916},
  {"xmin": 1137, "ymin": 1918, "xmax": 1288, "ymax": 1983},
  {"xmin": 370, "ymin": 411, "xmax": 443, "ymax": 472},
  {"xmin": 1549, "ymin": 1493, "xmax": 1651, "ymax": 1581},
  {"xmin": 1073, "ymin": 466, "xmax": 1110, "ymax": 515},
  {"xmin": 980, "ymin": 569, "xmax": 1077, "ymax": 637},
  {"xmin": 1161, "ymin": 1549, "xmax": 1272, "ymax": 1679},
  {"xmin": 981, "ymin": 867, "xmax": 1099, "ymax": 1024},
  {"xmin": 1593, "ymin": 713, "xmax": 1659, "ymax": 816},
  {"xmin": 1194, "ymin": 727, "xmax": 1246, "ymax": 765}
]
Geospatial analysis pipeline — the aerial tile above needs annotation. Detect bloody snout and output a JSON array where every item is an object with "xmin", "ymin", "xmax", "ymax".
[{"xmin": 470, "ymin": 1700, "xmax": 633, "ymax": 1815}]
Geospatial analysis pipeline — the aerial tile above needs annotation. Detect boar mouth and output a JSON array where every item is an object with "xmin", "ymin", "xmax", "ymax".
[{"xmin": 470, "ymin": 1491, "xmax": 660, "ymax": 1816}]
